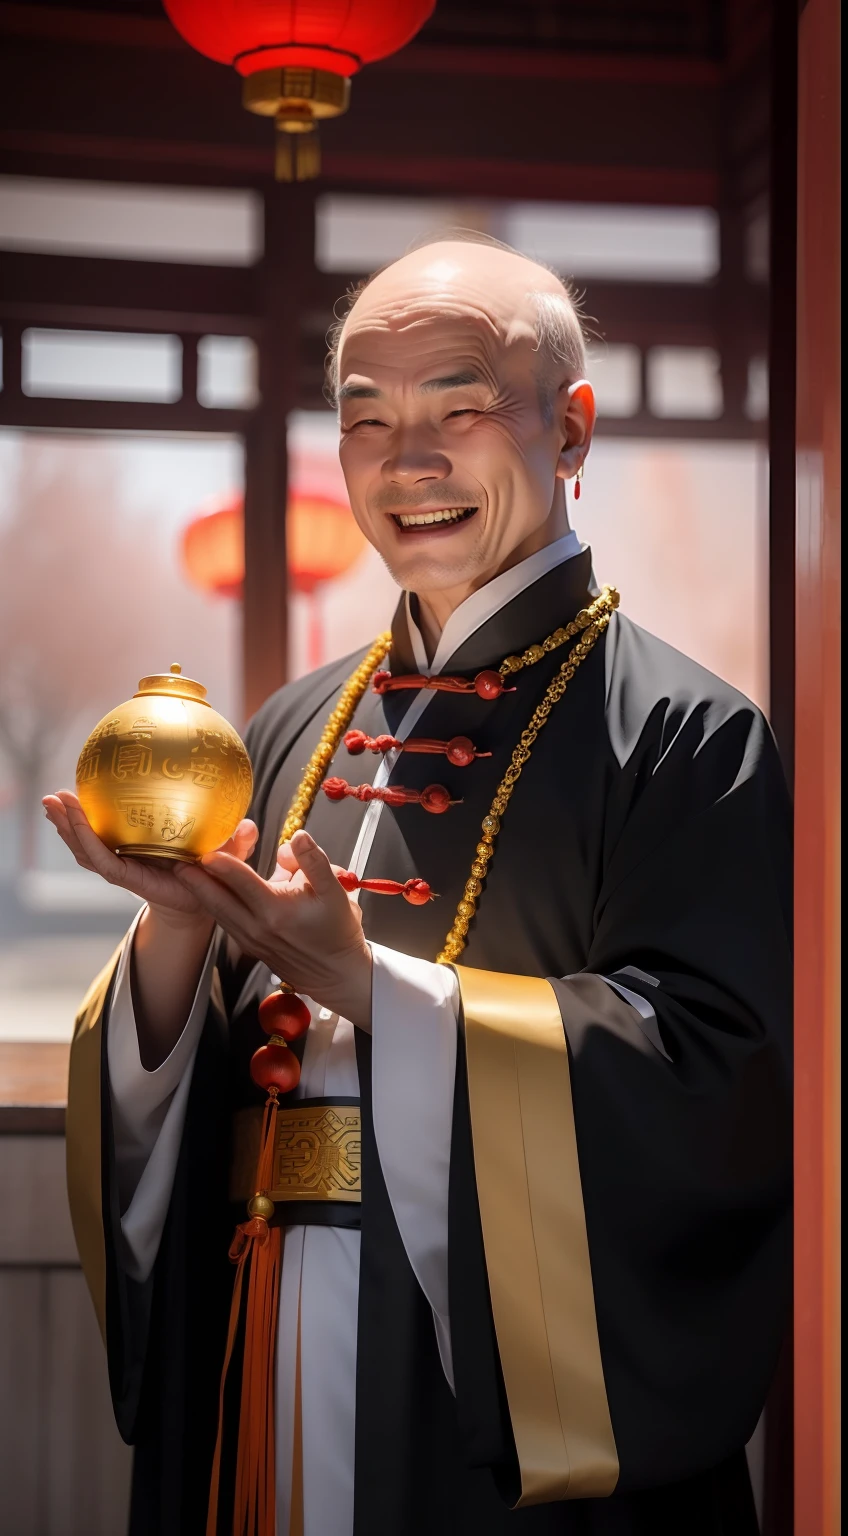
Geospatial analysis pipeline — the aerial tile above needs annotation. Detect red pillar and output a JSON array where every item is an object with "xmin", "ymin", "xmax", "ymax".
[{"xmin": 794, "ymin": 0, "xmax": 841, "ymax": 1530}]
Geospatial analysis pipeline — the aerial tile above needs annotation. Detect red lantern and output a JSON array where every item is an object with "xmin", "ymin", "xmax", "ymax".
[
  {"xmin": 181, "ymin": 486, "xmax": 367, "ymax": 670},
  {"xmin": 163, "ymin": 0, "xmax": 436, "ymax": 179},
  {"xmin": 180, "ymin": 500, "xmax": 243, "ymax": 601}
]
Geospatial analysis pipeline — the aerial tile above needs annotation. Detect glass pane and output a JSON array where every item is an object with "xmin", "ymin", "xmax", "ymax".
[
  {"xmin": 0, "ymin": 176, "xmax": 263, "ymax": 265},
  {"xmin": 647, "ymin": 346, "xmax": 723, "ymax": 418},
  {"xmin": 316, "ymin": 195, "xmax": 464, "ymax": 271},
  {"xmin": 506, "ymin": 204, "xmax": 720, "ymax": 281},
  {"xmin": 22, "ymin": 329, "xmax": 182, "ymax": 402},
  {"xmin": 198, "ymin": 335, "xmax": 260, "ymax": 409},
  {"xmin": 587, "ymin": 345, "xmax": 641, "ymax": 417},
  {"xmin": 316, "ymin": 194, "xmax": 720, "ymax": 282},
  {"xmin": 0, "ymin": 431, "xmax": 242, "ymax": 1043},
  {"xmin": 585, "ymin": 438, "xmax": 768, "ymax": 709}
]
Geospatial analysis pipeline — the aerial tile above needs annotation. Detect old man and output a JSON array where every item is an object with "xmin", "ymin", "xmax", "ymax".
[{"xmin": 48, "ymin": 235, "xmax": 792, "ymax": 1536}]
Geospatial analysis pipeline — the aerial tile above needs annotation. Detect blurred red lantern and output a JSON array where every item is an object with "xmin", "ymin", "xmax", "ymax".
[
  {"xmin": 163, "ymin": 0, "xmax": 435, "ymax": 179},
  {"xmin": 181, "ymin": 499, "xmax": 244, "ymax": 601},
  {"xmin": 181, "ymin": 489, "xmax": 367, "ymax": 669}
]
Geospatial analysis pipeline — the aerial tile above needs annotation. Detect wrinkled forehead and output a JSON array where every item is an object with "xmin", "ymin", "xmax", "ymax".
[{"xmin": 337, "ymin": 258, "xmax": 544, "ymax": 387}]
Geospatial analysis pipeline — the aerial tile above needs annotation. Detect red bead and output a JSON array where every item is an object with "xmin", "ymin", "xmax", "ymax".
[
  {"xmin": 474, "ymin": 670, "xmax": 504, "ymax": 700},
  {"xmin": 403, "ymin": 879, "xmax": 432, "ymax": 905},
  {"xmin": 258, "ymin": 990, "xmax": 311, "ymax": 1040},
  {"xmin": 250, "ymin": 1039, "xmax": 301, "ymax": 1094},
  {"xmin": 419, "ymin": 784, "xmax": 452, "ymax": 814},
  {"xmin": 322, "ymin": 776, "xmax": 348, "ymax": 800},
  {"xmin": 344, "ymin": 729, "xmax": 367, "ymax": 754},
  {"xmin": 446, "ymin": 735, "xmax": 475, "ymax": 767}
]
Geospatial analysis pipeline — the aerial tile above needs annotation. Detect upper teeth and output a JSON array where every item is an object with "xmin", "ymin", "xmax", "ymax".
[{"xmin": 397, "ymin": 508, "xmax": 473, "ymax": 527}]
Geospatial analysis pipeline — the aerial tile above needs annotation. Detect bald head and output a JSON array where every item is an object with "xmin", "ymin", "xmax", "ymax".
[{"xmin": 328, "ymin": 237, "xmax": 586, "ymax": 416}]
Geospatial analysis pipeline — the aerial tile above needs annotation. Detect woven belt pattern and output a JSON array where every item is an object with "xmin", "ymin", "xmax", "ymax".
[{"xmin": 229, "ymin": 1099, "xmax": 361, "ymax": 1204}]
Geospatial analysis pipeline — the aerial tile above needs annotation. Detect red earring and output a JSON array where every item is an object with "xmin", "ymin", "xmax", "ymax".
[{"xmin": 574, "ymin": 465, "xmax": 584, "ymax": 501}]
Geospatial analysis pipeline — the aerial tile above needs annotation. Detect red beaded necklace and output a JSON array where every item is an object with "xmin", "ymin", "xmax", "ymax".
[{"xmin": 252, "ymin": 586, "xmax": 620, "ymax": 1091}]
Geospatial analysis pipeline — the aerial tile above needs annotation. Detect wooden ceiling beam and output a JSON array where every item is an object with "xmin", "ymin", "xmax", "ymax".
[
  {"xmin": 0, "ymin": 394, "xmax": 250, "ymax": 434},
  {"xmin": 0, "ymin": 5, "xmax": 722, "ymax": 84},
  {"xmin": 0, "ymin": 249, "xmax": 768, "ymax": 352},
  {"xmin": 0, "ymin": 250, "xmax": 258, "ymax": 334},
  {"xmin": 0, "ymin": 24, "xmax": 722, "ymax": 202},
  {"xmin": 0, "ymin": 132, "xmax": 720, "ymax": 205}
]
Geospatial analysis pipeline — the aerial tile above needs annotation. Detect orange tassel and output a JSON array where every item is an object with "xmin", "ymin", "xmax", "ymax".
[{"xmin": 207, "ymin": 1092, "xmax": 282, "ymax": 1536}]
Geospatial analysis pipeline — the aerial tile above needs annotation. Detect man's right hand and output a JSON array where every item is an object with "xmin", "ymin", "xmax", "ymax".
[
  {"xmin": 44, "ymin": 791, "xmax": 260, "ymax": 1066},
  {"xmin": 42, "ymin": 790, "xmax": 258, "ymax": 924}
]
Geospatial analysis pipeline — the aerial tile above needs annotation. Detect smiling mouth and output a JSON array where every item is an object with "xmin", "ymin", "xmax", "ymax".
[{"xmin": 392, "ymin": 506, "xmax": 479, "ymax": 531}]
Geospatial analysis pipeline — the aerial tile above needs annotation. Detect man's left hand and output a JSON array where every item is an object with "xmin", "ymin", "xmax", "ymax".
[{"xmin": 174, "ymin": 828, "xmax": 372, "ymax": 1026}]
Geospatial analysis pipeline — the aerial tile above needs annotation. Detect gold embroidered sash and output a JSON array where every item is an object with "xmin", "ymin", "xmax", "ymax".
[{"xmin": 229, "ymin": 1101, "xmax": 361, "ymax": 1204}]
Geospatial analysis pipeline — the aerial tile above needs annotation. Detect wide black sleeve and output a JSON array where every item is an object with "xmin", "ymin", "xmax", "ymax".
[
  {"xmin": 80, "ymin": 678, "xmax": 348, "ymax": 1534},
  {"xmin": 448, "ymin": 689, "xmax": 792, "ymax": 1505}
]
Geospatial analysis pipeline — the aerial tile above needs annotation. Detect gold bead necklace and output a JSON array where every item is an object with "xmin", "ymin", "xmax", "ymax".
[
  {"xmin": 278, "ymin": 632, "xmax": 394, "ymax": 846},
  {"xmin": 278, "ymin": 587, "xmax": 620, "ymax": 960}
]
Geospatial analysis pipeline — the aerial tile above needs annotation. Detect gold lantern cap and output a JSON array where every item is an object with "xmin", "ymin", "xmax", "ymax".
[
  {"xmin": 134, "ymin": 662, "xmax": 210, "ymax": 707},
  {"xmin": 242, "ymin": 67, "xmax": 351, "ymax": 180}
]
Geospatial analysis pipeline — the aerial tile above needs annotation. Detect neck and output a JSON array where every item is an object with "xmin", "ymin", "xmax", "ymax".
[{"xmin": 415, "ymin": 488, "xmax": 572, "ymax": 660}]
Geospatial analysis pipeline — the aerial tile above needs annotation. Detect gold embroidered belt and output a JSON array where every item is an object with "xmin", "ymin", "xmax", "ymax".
[{"xmin": 229, "ymin": 1098, "xmax": 361, "ymax": 1206}]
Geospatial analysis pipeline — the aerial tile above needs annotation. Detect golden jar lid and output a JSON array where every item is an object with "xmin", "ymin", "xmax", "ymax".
[{"xmin": 133, "ymin": 662, "xmax": 210, "ymax": 707}]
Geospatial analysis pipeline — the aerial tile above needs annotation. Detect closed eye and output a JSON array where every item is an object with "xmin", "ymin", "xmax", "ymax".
[{"xmin": 446, "ymin": 408, "xmax": 478, "ymax": 419}]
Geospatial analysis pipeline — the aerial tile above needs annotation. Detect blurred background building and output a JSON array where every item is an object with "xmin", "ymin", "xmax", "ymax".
[{"xmin": 0, "ymin": 2, "xmax": 839, "ymax": 1534}]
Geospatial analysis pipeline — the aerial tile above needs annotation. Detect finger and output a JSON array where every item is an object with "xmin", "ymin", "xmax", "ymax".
[
  {"xmin": 53, "ymin": 789, "xmax": 83, "ymax": 812},
  {"xmin": 196, "ymin": 851, "xmax": 275, "ymax": 909},
  {"xmin": 220, "ymin": 819, "xmax": 259, "ymax": 863},
  {"xmin": 173, "ymin": 861, "xmax": 256, "ymax": 930},
  {"xmin": 289, "ymin": 830, "xmax": 346, "ymax": 903},
  {"xmin": 276, "ymin": 842, "xmax": 299, "ymax": 875},
  {"xmin": 44, "ymin": 796, "xmax": 102, "ymax": 872},
  {"xmin": 43, "ymin": 799, "xmax": 98, "ymax": 872},
  {"xmin": 60, "ymin": 798, "xmax": 136, "ymax": 884}
]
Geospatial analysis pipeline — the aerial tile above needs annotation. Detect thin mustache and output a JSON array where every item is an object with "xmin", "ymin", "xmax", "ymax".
[{"xmin": 372, "ymin": 491, "xmax": 481, "ymax": 512}]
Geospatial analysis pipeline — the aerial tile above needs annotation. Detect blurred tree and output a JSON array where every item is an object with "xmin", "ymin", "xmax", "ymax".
[{"xmin": 0, "ymin": 439, "xmax": 231, "ymax": 870}]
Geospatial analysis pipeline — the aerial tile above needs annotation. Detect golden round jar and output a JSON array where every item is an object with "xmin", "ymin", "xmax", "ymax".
[{"xmin": 75, "ymin": 664, "xmax": 253, "ymax": 862}]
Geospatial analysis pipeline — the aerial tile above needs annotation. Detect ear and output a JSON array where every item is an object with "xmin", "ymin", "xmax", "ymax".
[{"xmin": 554, "ymin": 379, "xmax": 596, "ymax": 482}]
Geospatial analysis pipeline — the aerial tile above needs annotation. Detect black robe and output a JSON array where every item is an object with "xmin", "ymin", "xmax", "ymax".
[{"xmin": 71, "ymin": 548, "xmax": 792, "ymax": 1535}]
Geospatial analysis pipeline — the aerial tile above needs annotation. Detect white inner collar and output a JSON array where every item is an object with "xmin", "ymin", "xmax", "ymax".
[{"xmin": 404, "ymin": 529, "xmax": 583, "ymax": 675}]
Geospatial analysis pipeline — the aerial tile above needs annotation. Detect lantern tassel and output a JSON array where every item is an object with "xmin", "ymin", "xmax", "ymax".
[
  {"xmin": 274, "ymin": 125, "xmax": 321, "ymax": 182},
  {"xmin": 275, "ymin": 129, "xmax": 294, "ymax": 182},
  {"xmin": 296, "ymin": 129, "xmax": 321, "ymax": 181}
]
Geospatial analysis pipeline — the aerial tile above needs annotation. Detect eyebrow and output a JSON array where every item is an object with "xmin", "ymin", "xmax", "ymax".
[
  {"xmin": 419, "ymin": 369, "xmax": 484, "ymax": 393},
  {"xmin": 337, "ymin": 369, "xmax": 485, "ymax": 403},
  {"xmin": 337, "ymin": 383, "xmax": 382, "ymax": 401}
]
